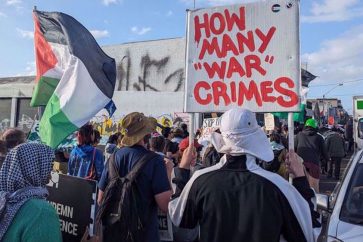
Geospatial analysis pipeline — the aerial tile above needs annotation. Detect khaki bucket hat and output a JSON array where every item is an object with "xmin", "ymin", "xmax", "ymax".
[{"xmin": 120, "ymin": 112, "xmax": 157, "ymax": 147}]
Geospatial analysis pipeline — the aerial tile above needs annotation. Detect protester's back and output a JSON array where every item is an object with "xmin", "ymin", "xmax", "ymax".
[
  {"xmin": 104, "ymin": 133, "xmax": 122, "ymax": 162},
  {"xmin": 325, "ymin": 129, "xmax": 346, "ymax": 179},
  {"xmin": 169, "ymin": 108, "xmax": 319, "ymax": 242},
  {"xmin": 325, "ymin": 130, "xmax": 345, "ymax": 158},
  {"xmin": 97, "ymin": 148, "xmax": 159, "ymax": 242},
  {"xmin": 295, "ymin": 126, "xmax": 327, "ymax": 164},
  {"xmin": 97, "ymin": 112, "xmax": 171, "ymax": 242},
  {"xmin": 294, "ymin": 119, "xmax": 329, "ymax": 192},
  {"xmin": 68, "ymin": 124, "xmax": 104, "ymax": 180},
  {"xmin": 294, "ymin": 120, "xmax": 329, "ymax": 168}
]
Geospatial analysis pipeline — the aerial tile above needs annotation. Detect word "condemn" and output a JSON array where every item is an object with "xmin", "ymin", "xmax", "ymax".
[{"xmin": 50, "ymin": 201, "xmax": 74, "ymax": 218}]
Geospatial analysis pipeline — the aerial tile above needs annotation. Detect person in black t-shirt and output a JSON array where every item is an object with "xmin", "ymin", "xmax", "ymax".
[{"xmin": 169, "ymin": 108, "xmax": 320, "ymax": 242}]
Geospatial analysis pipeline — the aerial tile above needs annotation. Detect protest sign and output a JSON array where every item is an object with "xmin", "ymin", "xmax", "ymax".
[
  {"xmin": 174, "ymin": 112, "xmax": 190, "ymax": 126},
  {"xmin": 184, "ymin": 0, "xmax": 300, "ymax": 113},
  {"xmin": 158, "ymin": 209, "xmax": 173, "ymax": 241},
  {"xmin": 201, "ymin": 117, "xmax": 221, "ymax": 138},
  {"xmin": 264, "ymin": 113, "xmax": 275, "ymax": 131},
  {"xmin": 27, "ymin": 120, "xmax": 41, "ymax": 142},
  {"xmin": 47, "ymin": 173, "xmax": 97, "ymax": 242}
]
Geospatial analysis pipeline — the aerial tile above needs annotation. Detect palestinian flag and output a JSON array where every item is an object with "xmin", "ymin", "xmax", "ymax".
[
  {"xmin": 32, "ymin": 10, "xmax": 116, "ymax": 148},
  {"xmin": 301, "ymin": 68, "xmax": 317, "ymax": 87}
]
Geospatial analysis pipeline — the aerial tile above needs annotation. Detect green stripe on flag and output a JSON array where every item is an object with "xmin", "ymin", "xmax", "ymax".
[
  {"xmin": 31, "ymin": 76, "xmax": 60, "ymax": 107},
  {"xmin": 272, "ymin": 104, "xmax": 306, "ymax": 123},
  {"xmin": 39, "ymin": 94, "xmax": 78, "ymax": 148}
]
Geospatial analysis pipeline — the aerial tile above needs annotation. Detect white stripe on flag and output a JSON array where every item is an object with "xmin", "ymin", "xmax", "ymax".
[
  {"xmin": 42, "ymin": 42, "xmax": 71, "ymax": 79},
  {"xmin": 55, "ymin": 55, "xmax": 110, "ymax": 127}
]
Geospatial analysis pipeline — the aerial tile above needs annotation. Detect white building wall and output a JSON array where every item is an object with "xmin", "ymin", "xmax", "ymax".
[{"xmin": 0, "ymin": 38, "xmax": 189, "ymax": 133}]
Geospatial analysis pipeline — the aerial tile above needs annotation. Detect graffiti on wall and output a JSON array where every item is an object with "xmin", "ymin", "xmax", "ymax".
[
  {"xmin": 91, "ymin": 115, "xmax": 123, "ymax": 136},
  {"xmin": 91, "ymin": 114, "xmax": 179, "ymax": 136},
  {"xmin": 0, "ymin": 115, "xmax": 37, "ymax": 134},
  {"xmin": 0, "ymin": 119, "xmax": 10, "ymax": 133},
  {"xmin": 17, "ymin": 114, "xmax": 36, "ymax": 132},
  {"xmin": 117, "ymin": 51, "xmax": 184, "ymax": 92},
  {"xmin": 103, "ymin": 38, "xmax": 185, "ymax": 92}
]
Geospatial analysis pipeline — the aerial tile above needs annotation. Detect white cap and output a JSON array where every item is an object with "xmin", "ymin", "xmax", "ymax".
[{"xmin": 210, "ymin": 108, "xmax": 274, "ymax": 162}]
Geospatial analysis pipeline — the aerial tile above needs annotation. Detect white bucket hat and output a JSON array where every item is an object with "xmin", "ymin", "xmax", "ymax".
[{"xmin": 210, "ymin": 108, "xmax": 274, "ymax": 162}]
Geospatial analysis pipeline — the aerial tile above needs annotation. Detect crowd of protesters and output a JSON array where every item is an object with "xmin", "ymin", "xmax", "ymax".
[{"xmin": 0, "ymin": 108, "xmax": 355, "ymax": 242}]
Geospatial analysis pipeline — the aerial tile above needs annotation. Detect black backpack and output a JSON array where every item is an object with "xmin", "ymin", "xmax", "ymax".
[{"xmin": 96, "ymin": 151, "xmax": 158, "ymax": 242}]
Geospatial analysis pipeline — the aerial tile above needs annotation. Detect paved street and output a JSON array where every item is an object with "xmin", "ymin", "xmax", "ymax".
[{"xmin": 320, "ymin": 152, "xmax": 353, "ymax": 194}]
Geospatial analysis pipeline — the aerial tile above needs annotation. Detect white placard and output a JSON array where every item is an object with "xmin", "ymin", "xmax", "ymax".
[
  {"xmin": 184, "ymin": 0, "xmax": 300, "ymax": 113},
  {"xmin": 264, "ymin": 113, "xmax": 275, "ymax": 131},
  {"xmin": 201, "ymin": 117, "xmax": 221, "ymax": 138}
]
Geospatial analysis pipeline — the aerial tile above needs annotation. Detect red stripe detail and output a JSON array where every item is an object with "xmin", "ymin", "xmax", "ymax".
[{"xmin": 33, "ymin": 12, "xmax": 58, "ymax": 83}]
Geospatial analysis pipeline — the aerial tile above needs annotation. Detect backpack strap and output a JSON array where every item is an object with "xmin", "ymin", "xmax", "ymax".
[
  {"xmin": 125, "ymin": 151, "xmax": 158, "ymax": 182},
  {"xmin": 87, "ymin": 148, "xmax": 97, "ymax": 180},
  {"xmin": 107, "ymin": 151, "xmax": 158, "ymax": 182},
  {"xmin": 108, "ymin": 151, "xmax": 120, "ymax": 180}
]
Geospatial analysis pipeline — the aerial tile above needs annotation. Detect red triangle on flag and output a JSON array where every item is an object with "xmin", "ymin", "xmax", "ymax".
[{"xmin": 33, "ymin": 13, "xmax": 58, "ymax": 83}]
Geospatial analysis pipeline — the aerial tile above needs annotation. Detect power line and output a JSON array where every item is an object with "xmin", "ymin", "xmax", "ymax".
[
  {"xmin": 309, "ymin": 94, "xmax": 363, "ymax": 98},
  {"xmin": 309, "ymin": 78, "xmax": 363, "ymax": 87},
  {"xmin": 334, "ymin": 94, "xmax": 363, "ymax": 97}
]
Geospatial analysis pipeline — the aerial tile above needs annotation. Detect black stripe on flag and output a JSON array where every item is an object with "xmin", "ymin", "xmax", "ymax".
[{"xmin": 34, "ymin": 10, "xmax": 116, "ymax": 99}]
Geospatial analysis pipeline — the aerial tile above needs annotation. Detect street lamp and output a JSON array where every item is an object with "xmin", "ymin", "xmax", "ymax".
[
  {"xmin": 322, "ymin": 83, "xmax": 343, "ymax": 124},
  {"xmin": 322, "ymin": 83, "xmax": 343, "ymax": 99}
]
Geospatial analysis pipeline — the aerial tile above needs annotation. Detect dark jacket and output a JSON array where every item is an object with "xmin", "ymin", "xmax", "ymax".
[
  {"xmin": 345, "ymin": 122, "xmax": 353, "ymax": 140},
  {"xmin": 325, "ymin": 132, "xmax": 346, "ymax": 158},
  {"xmin": 169, "ymin": 155, "xmax": 319, "ymax": 242},
  {"xmin": 294, "ymin": 127, "xmax": 330, "ymax": 165},
  {"xmin": 202, "ymin": 145, "xmax": 221, "ymax": 167}
]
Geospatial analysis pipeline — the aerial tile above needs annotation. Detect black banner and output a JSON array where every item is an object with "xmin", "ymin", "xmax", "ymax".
[
  {"xmin": 158, "ymin": 209, "xmax": 173, "ymax": 241},
  {"xmin": 47, "ymin": 172, "xmax": 97, "ymax": 242}
]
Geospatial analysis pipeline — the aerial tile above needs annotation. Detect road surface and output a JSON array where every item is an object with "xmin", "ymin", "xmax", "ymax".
[{"xmin": 319, "ymin": 152, "xmax": 352, "ymax": 194}]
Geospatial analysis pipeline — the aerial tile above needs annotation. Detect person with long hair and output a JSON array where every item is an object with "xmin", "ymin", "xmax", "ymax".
[{"xmin": 68, "ymin": 124, "xmax": 104, "ymax": 181}]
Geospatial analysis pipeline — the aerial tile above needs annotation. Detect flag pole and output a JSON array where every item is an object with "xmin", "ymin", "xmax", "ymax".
[
  {"xmin": 34, "ymin": 5, "xmax": 41, "ymax": 120},
  {"xmin": 189, "ymin": 113, "xmax": 195, "ymax": 148},
  {"xmin": 288, "ymin": 112, "xmax": 294, "ymax": 184},
  {"xmin": 37, "ymin": 106, "xmax": 45, "ymax": 120}
]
